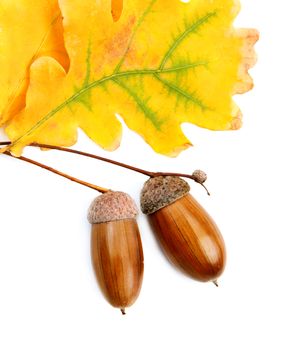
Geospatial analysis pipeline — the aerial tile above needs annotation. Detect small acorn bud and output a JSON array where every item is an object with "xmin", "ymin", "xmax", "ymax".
[
  {"xmin": 141, "ymin": 177, "xmax": 225, "ymax": 283},
  {"xmin": 192, "ymin": 169, "xmax": 207, "ymax": 184},
  {"xmin": 88, "ymin": 191, "xmax": 144, "ymax": 314}
]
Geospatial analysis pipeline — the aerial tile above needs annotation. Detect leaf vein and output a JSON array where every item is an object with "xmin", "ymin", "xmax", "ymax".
[
  {"xmin": 114, "ymin": 0, "xmax": 157, "ymax": 73},
  {"xmin": 159, "ymin": 12, "xmax": 216, "ymax": 70},
  {"xmin": 113, "ymin": 78, "xmax": 162, "ymax": 130},
  {"xmin": 154, "ymin": 74, "xmax": 206, "ymax": 110}
]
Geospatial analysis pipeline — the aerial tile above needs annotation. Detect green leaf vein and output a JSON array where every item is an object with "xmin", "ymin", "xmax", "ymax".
[{"xmin": 113, "ymin": 78, "xmax": 162, "ymax": 129}]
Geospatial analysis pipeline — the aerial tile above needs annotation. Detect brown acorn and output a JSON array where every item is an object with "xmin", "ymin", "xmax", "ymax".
[
  {"xmin": 141, "ymin": 176, "xmax": 226, "ymax": 283},
  {"xmin": 88, "ymin": 191, "xmax": 144, "ymax": 314}
]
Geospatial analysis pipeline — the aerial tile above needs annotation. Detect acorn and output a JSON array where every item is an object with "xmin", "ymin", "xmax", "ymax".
[
  {"xmin": 140, "ymin": 176, "xmax": 226, "ymax": 283},
  {"xmin": 88, "ymin": 191, "xmax": 144, "ymax": 314}
]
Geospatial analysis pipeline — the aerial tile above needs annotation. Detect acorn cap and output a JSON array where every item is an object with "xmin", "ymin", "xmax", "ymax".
[
  {"xmin": 88, "ymin": 191, "xmax": 138, "ymax": 224},
  {"xmin": 140, "ymin": 176, "xmax": 190, "ymax": 215}
]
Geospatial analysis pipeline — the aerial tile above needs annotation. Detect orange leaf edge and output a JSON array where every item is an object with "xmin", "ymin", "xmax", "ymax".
[{"xmin": 233, "ymin": 28, "xmax": 259, "ymax": 95}]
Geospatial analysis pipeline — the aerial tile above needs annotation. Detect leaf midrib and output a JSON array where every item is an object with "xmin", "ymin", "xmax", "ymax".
[{"xmin": 9, "ymin": 62, "xmax": 209, "ymax": 147}]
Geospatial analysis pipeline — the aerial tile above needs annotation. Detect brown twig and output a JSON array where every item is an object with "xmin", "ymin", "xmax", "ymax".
[
  {"xmin": 0, "ymin": 141, "xmax": 209, "ymax": 194},
  {"xmin": 3, "ymin": 151, "xmax": 108, "ymax": 193}
]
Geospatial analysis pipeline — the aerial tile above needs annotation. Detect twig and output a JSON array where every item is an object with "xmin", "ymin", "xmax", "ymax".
[
  {"xmin": 0, "ymin": 141, "xmax": 208, "ymax": 189},
  {"xmin": 3, "ymin": 151, "xmax": 108, "ymax": 193}
]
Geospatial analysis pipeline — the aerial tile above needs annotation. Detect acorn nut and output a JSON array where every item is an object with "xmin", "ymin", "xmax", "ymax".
[
  {"xmin": 141, "ymin": 176, "xmax": 226, "ymax": 283},
  {"xmin": 88, "ymin": 191, "xmax": 144, "ymax": 314}
]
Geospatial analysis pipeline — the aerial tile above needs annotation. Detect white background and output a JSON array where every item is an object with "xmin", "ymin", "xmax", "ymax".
[{"xmin": 1, "ymin": 0, "xmax": 305, "ymax": 349}]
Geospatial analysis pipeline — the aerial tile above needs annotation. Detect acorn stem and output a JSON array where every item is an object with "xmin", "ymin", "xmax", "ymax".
[
  {"xmin": 201, "ymin": 183, "xmax": 211, "ymax": 196},
  {"xmin": 3, "ymin": 151, "xmax": 108, "ymax": 193},
  {"xmin": 0, "ymin": 141, "xmax": 209, "ymax": 192}
]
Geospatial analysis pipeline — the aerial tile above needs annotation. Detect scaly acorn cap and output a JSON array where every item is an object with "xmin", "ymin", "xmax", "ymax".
[
  {"xmin": 140, "ymin": 176, "xmax": 190, "ymax": 215},
  {"xmin": 88, "ymin": 191, "xmax": 138, "ymax": 224}
]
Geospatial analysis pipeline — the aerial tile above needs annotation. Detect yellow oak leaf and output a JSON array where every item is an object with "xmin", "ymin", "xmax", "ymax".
[
  {"xmin": 3, "ymin": 0, "xmax": 258, "ymax": 156},
  {"xmin": 0, "ymin": 0, "xmax": 69, "ymax": 127}
]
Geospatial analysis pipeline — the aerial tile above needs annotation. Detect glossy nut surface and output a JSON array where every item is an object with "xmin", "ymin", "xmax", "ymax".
[
  {"xmin": 149, "ymin": 194, "xmax": 226, "ymax": 282},
  {"xmin": 91, "ymin": 218, "xmax": 144, "ymax": 311}
]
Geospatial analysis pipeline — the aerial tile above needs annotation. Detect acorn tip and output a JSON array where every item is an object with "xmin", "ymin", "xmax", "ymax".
[{"xmin": 120, "ymin": 308, "xmax": 126, "ymax": 315}]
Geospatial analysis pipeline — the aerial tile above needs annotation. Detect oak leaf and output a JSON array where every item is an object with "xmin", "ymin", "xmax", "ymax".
[
  {"xmin": 0, "ymin": 0, "xmax": 69, "ymax": 126},
  {"xmin": 1, "ymin": 0, "xmax": 258, "ymax": 156}
]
